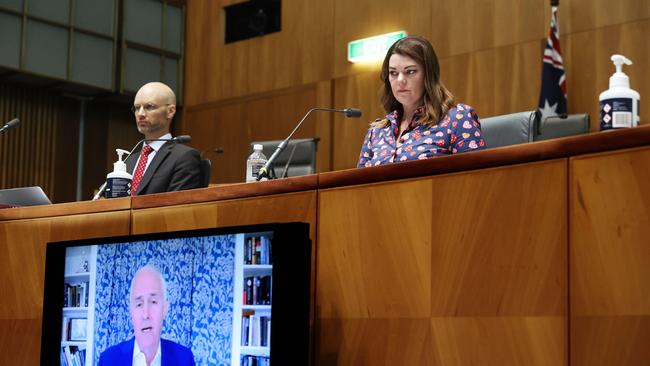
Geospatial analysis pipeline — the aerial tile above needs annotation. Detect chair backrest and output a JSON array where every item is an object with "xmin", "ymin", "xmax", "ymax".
[
  {"xmin": 534, "ymin": 113, "xmax": 590, "ymax": 141},
  {"xmin": 480, "ymin": 111, "xmax": 536, "ymax": 148},
  {"xmin": 200, "ymin": 159, "xmax": 211, "ymax": 187},
  {"xmin": 250, "ymin": 138, "xmax": 319, "ymax": 178}
]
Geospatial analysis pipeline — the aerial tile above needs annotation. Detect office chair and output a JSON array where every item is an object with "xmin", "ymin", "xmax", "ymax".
[
  {"xmin": 534, "ymin": 113, "xmax": 590, "ymax": 140},
  {"xmin": 249, "ymin": 138, "xmax": 319, "ymax": 178},
  {"xmin": 480, "ymin": 111, "xmax": 537, "ymax": 148},
  {"xmin": 200, "ymin": 159, "xmax": 212, "ymax": 187}
]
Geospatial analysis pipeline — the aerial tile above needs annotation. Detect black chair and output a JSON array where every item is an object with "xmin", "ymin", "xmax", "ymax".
[
  {"xmin": 249, "ymin": 138, "xmax": 319, "ymax": 178},
  {"xmin": 200, "ymin": 159, "xmax": 212, "ymax": 187}
]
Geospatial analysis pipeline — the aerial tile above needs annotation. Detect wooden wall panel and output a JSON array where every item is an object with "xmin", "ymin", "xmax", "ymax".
[
  {"xmin": 184, "ymin": 0, "xmax": 334, "ymax": 106},
  {"xmin": 316, "ymin": 160, "xmax": 567, "ymax": 364},
  {"xmin": 183, "ymin": 81, "xmax": 332, "ymax": 183},
  {"xmin": 0, "ymin": 84, "xmax": 58, "ymax": 197},
  {"xmin": 331, "ymin": 72, "xmax": 383, "ymax": 171},
  {"xmin": 570, "ymin": 146, "xmax": 650, "ymax": 365},
  {"xmin": 0, "ymin": 210, "xmax": 130, "ymax": 365}
]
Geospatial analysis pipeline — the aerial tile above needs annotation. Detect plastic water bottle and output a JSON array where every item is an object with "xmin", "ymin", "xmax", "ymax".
[{"xmin": 246, "ymin": 144, "xmax": 268, "ymax": 183}]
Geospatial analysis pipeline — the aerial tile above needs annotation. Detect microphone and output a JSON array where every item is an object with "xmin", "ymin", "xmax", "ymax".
[
  {"xmin": 257, "ymin": 107, "xmax": 362, "ymax": 181},
  {"xmin": 201, "ymin": 147, "xmax": 224, "ymax": 158},
  {"xmin": 166, "ymin": 135, "xmax": 191, "ymax": 144},
  {"xmin": 91, "ymin": 134, "xmax": 193, "ymax": 200},
  {"xmin": 0, "ymin": 118, "xmax": 20, "ymax": 134}
]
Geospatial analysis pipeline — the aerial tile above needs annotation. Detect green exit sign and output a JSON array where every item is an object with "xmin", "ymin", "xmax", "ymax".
[{"xmin": 347, "ymin": 31, "xmax": 408, "ymax": 63}]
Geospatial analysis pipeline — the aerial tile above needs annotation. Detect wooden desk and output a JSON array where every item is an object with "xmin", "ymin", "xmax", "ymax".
[{"xmin": 1, "ymin": 126, "xmax": 649, "ymax": 365}]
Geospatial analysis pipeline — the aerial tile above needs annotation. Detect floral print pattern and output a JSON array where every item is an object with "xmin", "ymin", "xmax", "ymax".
[{"xmin": 357, "ymin": 103, "xmax": 486, "ymax": 167}]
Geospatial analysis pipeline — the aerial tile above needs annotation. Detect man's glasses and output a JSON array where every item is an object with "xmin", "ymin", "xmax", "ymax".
[{"xmin": 131, "ymin": 103, "xmax": 170, "ymax": 114}]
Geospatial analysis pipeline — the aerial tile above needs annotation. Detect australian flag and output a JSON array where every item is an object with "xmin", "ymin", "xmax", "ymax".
[{"xmin": 538, "ymin": 6, "xmax": 567, "ymax": 120}]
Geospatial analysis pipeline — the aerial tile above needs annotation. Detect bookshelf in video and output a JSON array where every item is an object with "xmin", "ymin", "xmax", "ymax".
[
  {"xmin": 232, "ymin": 232, "xmax": 273, "ymax": 366},
  {"xmin": 61, "ymin": 246, "xmax": 97, "ymax": 366}
]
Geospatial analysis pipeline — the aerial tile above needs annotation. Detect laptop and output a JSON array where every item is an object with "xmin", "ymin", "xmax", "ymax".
[{"xmin": 0, "ymin": 186, "xmax": 52, "ymax": 207}]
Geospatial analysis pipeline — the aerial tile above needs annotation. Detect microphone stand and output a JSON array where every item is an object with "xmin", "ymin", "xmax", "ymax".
[
  {"xmin": 91, "ymin": 135, "xmax": 193, "ymax": 200},
  {"xmin": 257, "ymin": 108, "xmax": 361, "ymax": 181}
]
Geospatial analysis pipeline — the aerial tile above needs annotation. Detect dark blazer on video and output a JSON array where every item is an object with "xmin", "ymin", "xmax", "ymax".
[
  {"xmin": 98, "ymin": 337, "xmax": 195, "ymax": 366},
  {"xmin": 127, "ymin": 141, "xmax": 202, "ymax": 196}
]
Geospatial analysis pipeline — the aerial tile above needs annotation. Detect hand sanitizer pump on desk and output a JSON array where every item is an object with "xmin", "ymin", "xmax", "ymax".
[
  {"xmin": 105, "ymin": 149, "xmax": 133, "ymax": 198},
  {"xmin": 599, "ymin": 54, "xmax": 640, "ymax": 131}
]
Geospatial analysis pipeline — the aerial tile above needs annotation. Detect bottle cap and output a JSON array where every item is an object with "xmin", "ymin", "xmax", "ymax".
[{"xmin": 253, "ymin": 144, "xmax": 263, "ymax": 151}]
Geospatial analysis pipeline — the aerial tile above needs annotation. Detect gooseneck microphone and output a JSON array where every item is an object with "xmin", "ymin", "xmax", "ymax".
[
  {"xmin": 91, "ymin": 135, "xmax": 192, "ymax": 200},
  {"xmin": 0, "ymin": 118, "xmax": 20, "ymax": 134},
  {"xmin": 256, "ymin": 108, "xmax": 362, "ymax": 181}
]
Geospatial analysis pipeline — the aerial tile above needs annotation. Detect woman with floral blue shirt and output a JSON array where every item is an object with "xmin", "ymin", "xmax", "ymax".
[{"xmin": 358, "ymin": 36, "xmax": 486, "ymax": 168}]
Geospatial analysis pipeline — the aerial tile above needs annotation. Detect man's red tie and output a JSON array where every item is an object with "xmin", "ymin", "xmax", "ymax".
[{"xmin": 131, "ymin": 144, "xmax": 154, "ymax": 196}]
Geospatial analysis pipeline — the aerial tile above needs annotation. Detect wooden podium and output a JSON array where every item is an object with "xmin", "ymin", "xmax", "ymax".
[{"xmin": 2, "ymin": 126, "xmax": 650, "ymax": 365}]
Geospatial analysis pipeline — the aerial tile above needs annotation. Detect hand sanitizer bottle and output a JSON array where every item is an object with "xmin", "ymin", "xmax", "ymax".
[
  {"xmin": 599, "ymin": 54, "xmax": 640, "ymax": 131},
  {"xmin": 105, "ymin": 149, "xmax": 133, "ymax": 198}
]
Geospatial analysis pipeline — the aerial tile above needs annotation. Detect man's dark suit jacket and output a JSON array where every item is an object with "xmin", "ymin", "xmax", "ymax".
[
  {"xmin": 127, "ymin": 141, "xmax": 202, "ymax": 195},
  {"xmin": 98, "ymin": 337, "xmax": 195, "ymax": 366}
]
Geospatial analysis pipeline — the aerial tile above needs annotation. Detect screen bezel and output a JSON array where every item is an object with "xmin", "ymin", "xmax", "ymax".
[{"xmin": 41, "ymin": 222, "xmax": 312, "ymax": 366}]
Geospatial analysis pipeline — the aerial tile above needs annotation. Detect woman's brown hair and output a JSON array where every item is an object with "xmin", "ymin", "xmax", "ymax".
[{"xmin": 373, "ymin": 36, "xmax": 455, "ymax": 128}]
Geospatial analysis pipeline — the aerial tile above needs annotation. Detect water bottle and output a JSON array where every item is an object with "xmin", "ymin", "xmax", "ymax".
[{"xmin": 246, "ymin": 144, "xmax": 268, "ymax": 183}]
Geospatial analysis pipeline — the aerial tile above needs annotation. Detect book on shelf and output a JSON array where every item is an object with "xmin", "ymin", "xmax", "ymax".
[
  {"xmin": 244, "ymin": 235, "xmax": 272, "ymax": 265},
  {"xmin": 61, "ymin": 345, "xmax": 86, "ymax": 366},
  {"xmin": 64, "ymin": 281, "xmax": 89, "ymax": 308},
  {"xmin": 243, "ymin": 276, "xmax": 271, "ymax": 305},
  {"xmin": 241, "ymin": 311, "xmax": 271, "ymax": 348},
  {"xmin": 241, "ymin": 355, "xmax": 270, "ymax": 366}
]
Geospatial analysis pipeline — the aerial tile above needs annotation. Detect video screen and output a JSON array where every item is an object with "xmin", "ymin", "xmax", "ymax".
[{"xmin": 41, "ymin": 223, "xmax": 312, "ymax": 366}]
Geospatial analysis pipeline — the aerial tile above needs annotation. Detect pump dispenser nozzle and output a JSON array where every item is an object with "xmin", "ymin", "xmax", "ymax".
[
  {"xmin": 609, "ymin": 54, "xmax": 633, "ymax": 88},
  {"xmin": 114, "ymin": 148, "xmax": 130, "ymax": 173}
]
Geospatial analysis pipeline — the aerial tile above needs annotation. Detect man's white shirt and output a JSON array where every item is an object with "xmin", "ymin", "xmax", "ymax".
[
  {"xmin": 136, "ymin": 133, "xmax": 172, "ymax": 173},
  {"xmin": 133, "ymin": 339, "xmax": 162, "ymax": 366}
]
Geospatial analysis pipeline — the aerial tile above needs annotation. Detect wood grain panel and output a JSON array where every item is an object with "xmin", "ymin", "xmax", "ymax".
[
  {"xmin": 0, "ymin": 319, "xmax": 42, "ymax": 366},
  {"xmin": 571, "ymin": 316, "xmax": 650, "ymax": 365},
  {"xmin": 435, "ymin": 0, "xmax": 546, "ymax": 59},
  {"xmin": 0, "ymin": 83, "xmax": 58, "ymax": 196},
  {"xmin": 184, "ymin": 82, "xmax": 332, "ymax": 183},
  {"xmin": 318, "ymin": 178, "xmax": 433, "ymax": 318},
  {"xmin": 317, "ymin": 160, "xmax": 567, "ymax": 363},
  {"xmin": 570, "ymin": 146, "xmax": 650, "ymax": 364},
  {"xmin": 184, "ymin": 0, "xmax": 334, "ymax": 105},
  {"xmin": 132, "ymin": 191, "xmax": 317, "ymax": 238},
  {"xmin": 564, "ymin": 0, "xmax": 650, "ymax": 34},
  {"xmin": 332, "ymin": 72, "xmax": 384, "ymax": 171},
  {"xmin": 315, "ymin": 317, "xmax": 565, "ymax": 365}
]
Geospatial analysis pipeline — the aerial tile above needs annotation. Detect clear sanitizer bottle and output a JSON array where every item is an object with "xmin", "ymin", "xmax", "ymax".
[
  {"xmin": 105, "ymin": 149, "xmax": 133, "ymax": 198},
  {"xmin": 246, "ymin": 144, "xmax": 268, "ymax": 183},
  {"xmin": 599, "ymin": 54, "xmax": 640, "ymax": 131}
]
